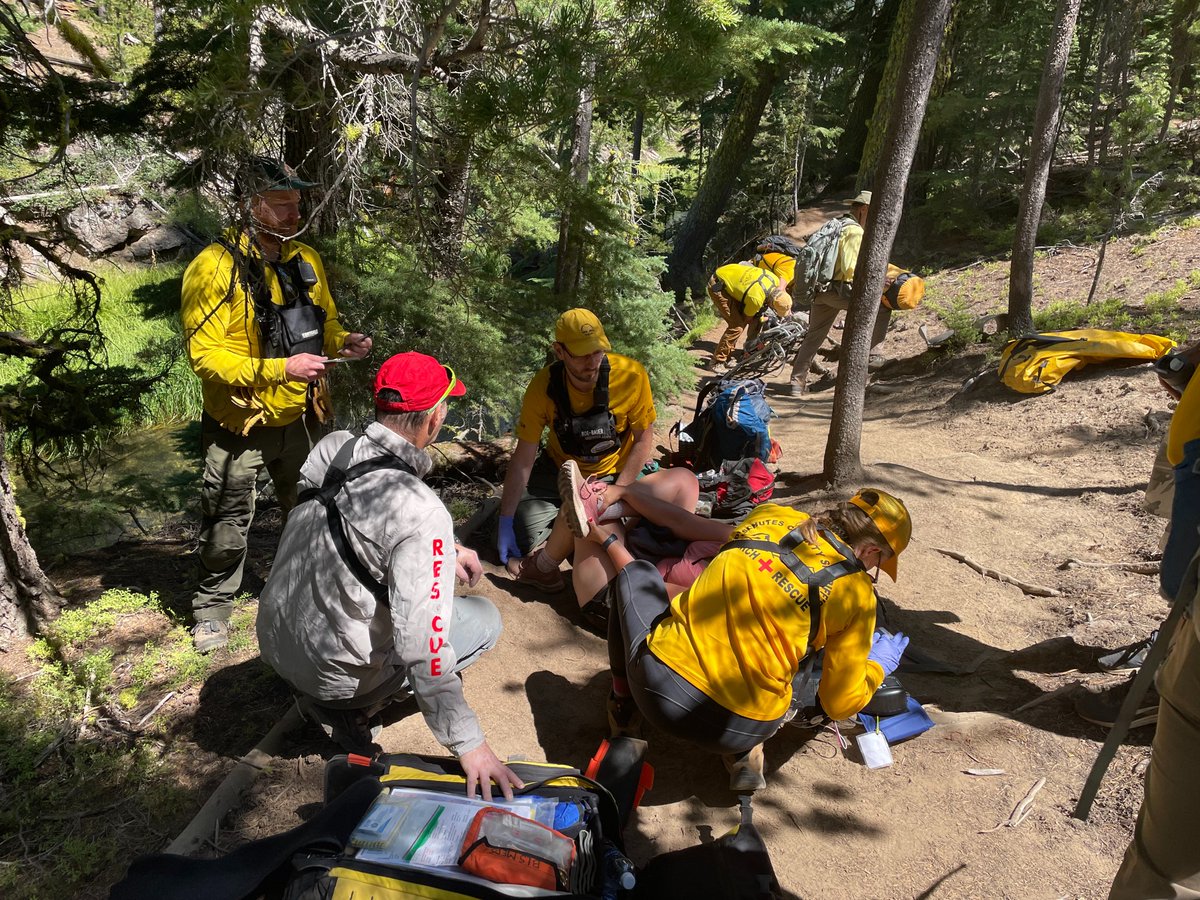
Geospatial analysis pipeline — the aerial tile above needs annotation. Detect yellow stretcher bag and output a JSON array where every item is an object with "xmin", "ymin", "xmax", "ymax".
[{"xmin": 998, "ymin": 329, "xmax": 1177, "ymax": 394}]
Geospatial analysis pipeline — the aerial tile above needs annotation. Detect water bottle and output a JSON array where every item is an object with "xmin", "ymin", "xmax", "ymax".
[{"xmin": 600, "ymin": 841, "xmax": 636, "ymax": 899}]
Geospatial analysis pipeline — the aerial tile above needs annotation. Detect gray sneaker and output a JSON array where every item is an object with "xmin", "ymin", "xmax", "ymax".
[
  {"xmin": 1098, "ymin": 630, "xmax": 1158, "ymax": 671},
  {"xmin": 191, "ymin": 620, "xmax": 229, "ymax": 654}
]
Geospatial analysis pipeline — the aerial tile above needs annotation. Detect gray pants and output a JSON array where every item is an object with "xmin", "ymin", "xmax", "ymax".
[
  {"xmin": 192, "ymin": 415, "xmax": 313, "ymax": 623},
  {"xmin": 608, "ymin": 560, "xmax": 782, "ymax": 755},
  {"xmin": 789, "ymin": 286, "xmax": 892, "ymax": 384}
]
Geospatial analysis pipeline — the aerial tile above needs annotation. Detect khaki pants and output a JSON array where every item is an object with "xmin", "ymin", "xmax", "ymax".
[
  {"xmin": 192, "ymin": 415, "xmax": 313, "ymax": 623},
  {"xmin": 708, "ymin": 281, "xmax": 754, "ymax": 363},
  {"xmin": 1109, "ymin": 613, "xmax": 1200, "ymax": 899},
  {"xmin": 789, "ymin": 286, "xmax": 891, "ymax": 385}
]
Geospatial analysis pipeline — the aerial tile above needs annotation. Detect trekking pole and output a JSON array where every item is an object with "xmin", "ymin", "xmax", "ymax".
[{"xmin": 1072, "ymin": 559, "xmax": 1195, "ymax": 821}]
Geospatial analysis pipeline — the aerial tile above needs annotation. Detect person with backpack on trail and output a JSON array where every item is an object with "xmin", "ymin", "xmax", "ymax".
[
  {"xmin": 705, "ymin": 263, "xmax": 793, "ymax": 370},
  {"xmin": 785, "ymin": 190, "xmax": 892, "ymax": 397},
  {"xmin": 498, "ymin": 309, "xmax": 692, "ymax": 613},
  {"xmin": 558, "ymin": 463, "xmax": 912, "ymax": 792},
  {"xmin": 257, "ymin": 352, "xmax": 523, "ymax": 801},
  {"xmin": 181, "ymin": 157, "xmax": 373, "ymax": 654}
]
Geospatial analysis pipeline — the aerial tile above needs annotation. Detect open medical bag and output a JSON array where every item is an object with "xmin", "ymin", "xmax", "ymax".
[{"xmin": 282, "ymin": 752, "xmax": 624, "ymax": 899}]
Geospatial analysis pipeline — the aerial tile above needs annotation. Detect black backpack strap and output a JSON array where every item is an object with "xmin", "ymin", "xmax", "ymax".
[
  {"xmin": 297, "ymin": 439, "xmax": 417, "ymax": 606},
  {"xmin": 723, "ymin": 526, "xmax": 863, "ymax": 651},
  {"xmin": 593, "ymin": 355, "xmax": 610, "ymax": 409},
  {"xmin": 546, "ymin": 360, "xmax": 570, "ymax": 425}
]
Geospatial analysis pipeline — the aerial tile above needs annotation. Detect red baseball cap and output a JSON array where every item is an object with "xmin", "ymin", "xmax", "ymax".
[{"xmin": 374, "ymin": 352, "xmax": 466, "ymax": 412}]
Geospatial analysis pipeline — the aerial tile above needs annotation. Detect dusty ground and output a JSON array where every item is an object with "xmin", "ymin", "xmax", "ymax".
[{"xmin": 34, "ymin": 221, "xmax": 1200, "ymax": 898}]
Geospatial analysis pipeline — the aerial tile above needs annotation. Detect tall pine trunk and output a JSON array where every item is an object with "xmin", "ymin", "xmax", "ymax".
[
  {"xmin": 665, "ymin": 59, "xmax": 783, "ymax": 302},
  {"xmin": 555, "ymin": 57, "xmax": 597, "ymax": 298},
  {"xmin": 0, "ymin": 421, "xmax": 64, "ymax": 650},
  {"xmin": 1008, "ymin": 0, "xmax": 1083, "ymax": 337},
  {"xmin": 857, "ymin": 0, "xmax": 917, "ymax": 188},
  {"xmin": 831, "ymin": 0, "xmax": 902, "ymax": 186},
  {"xmin": 825, "ymin": 0, "xmax": 953, "ymax": 485}
]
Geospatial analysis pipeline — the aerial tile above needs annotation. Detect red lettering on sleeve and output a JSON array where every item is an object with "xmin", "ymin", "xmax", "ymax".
[
  {"xmin": 432, "ymin": 539, "xmax": 443, "ymax": 556},
  {"xmin": 430, "ymin": 584, "xmax": 440, "ymax": 600},
  {"xmin": 431, "ymin": 658, "xmax": 443, "ymax": 676},
  {"xmin": 432, "ymin": 615, "xmax": 444, "ymax": 632},
  {"xmin": 429, "ymin": 636, "xmax": 445, "ymax": 653},
  {"xmin": 433, "ymin": 560, "xmax": 443, "ymax": 577}
]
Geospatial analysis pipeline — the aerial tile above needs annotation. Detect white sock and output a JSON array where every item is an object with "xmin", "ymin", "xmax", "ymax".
[{"xmin": 598, "ymin": 500, "xmax": 628, "ymax": 523}]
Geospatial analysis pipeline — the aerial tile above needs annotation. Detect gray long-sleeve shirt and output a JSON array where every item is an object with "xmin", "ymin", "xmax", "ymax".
[{"xmin": 256, "ymin": 421, "xmax": 484, "ymax": 755}]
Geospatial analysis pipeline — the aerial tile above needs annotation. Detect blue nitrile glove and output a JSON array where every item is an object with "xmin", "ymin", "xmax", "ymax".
[
  {"xmin": 497, "ymin": 515, "xmax": 520, "ymax": 563},
  {"xmin": 867, "ymin": 631, "xmax": 909, "ymax": 676}
]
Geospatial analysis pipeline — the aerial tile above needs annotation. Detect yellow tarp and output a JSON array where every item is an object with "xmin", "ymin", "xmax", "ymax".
[{"xmin": 998, "ymin": 329, "xmax": 1177, "ymax": 394}]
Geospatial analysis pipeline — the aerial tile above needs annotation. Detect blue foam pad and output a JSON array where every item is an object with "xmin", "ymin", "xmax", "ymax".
[{"xmin": 858, "ymin": 695, "xmax": 935, "ymax": 744}]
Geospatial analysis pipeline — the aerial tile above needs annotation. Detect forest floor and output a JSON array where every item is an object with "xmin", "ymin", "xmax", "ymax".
[{"xmin": 17, "ymin": 217, "xmax": 1200, "ymax": 899}]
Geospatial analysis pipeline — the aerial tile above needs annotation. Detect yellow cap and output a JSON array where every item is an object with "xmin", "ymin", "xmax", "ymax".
[
  {"xmin": 555, "ymin": 308, "xmax": 612, "ymax": 356},
  {"xmin": 848, "ymin": 488, "xmax": 911, "ymax": 580}
]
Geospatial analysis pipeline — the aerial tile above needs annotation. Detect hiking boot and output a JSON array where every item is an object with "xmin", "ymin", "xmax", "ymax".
[
  {"xmin": 505, "ymin": 550, "xmax": 566, "ymax": 592},
  {"xmin": 559, "ymin": 460, "xmax": 604, "ymax": 539},
  {"xmin": 295, "ymin": 695, "xmax": 382, "ymax": 755},
  {"xmin": 191, "ymin": 620, "xmax": 229, "ymax": 654},
  {"xmin": 722, "ymin": 744, "xmax": 766, "ymax": 792},
  {"xmin": 868, "ymin": 354, "xmax": 887, "ymax": 372},
  {"xmin": 787, "ymin": 378, "xmax": 806, "ymax": 397},
  {"xmin": 606, "ymin": 692, "xmax": 644, "ymax": 739},
  {"xmin": 1074, "ymin": 680, "xmax": 1160, "ymax": 729},
  {"xmin": 1098, "ymin": 630, "xmax": 1158, "ymax": 671}
]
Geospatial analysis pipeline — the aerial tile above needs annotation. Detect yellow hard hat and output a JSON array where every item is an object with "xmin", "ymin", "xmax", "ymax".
[{"xmin": 848, "ymin": 488, "xmax": 911, "ymax": 580}]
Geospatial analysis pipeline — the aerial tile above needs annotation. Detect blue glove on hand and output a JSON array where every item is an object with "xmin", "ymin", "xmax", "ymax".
[
  {"xmin": 867, "ymin": 630, "xmax": 909, "ymax": 676},
  {"xmin": 497, "ymin": 515, "xmax": 520, "ymax": 564}
]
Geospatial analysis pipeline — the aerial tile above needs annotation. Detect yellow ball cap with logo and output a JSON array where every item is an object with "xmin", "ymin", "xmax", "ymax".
[
  {"xmin": 556, "ymin": 308, "xmax": 612, "ymax": 356},
  {"xmin": 848, "ymin": 488, "xmax": 911, "ymax": 581}
]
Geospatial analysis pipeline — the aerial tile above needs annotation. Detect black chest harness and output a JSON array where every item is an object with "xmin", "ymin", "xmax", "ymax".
[
  {"xmin": 296, "ymin": 438, "xmax": 416, "ymax": 606},
  {"xmin": 546, "ymin": 357, "xmax": 624, "ymax": 463},
  {"xmin": 724, "ymin": 523, "xmax": 866, "ymax": 689},
  {"xmin": 221, "ymin": 241, "xmax": 327, "ymax": 358}
]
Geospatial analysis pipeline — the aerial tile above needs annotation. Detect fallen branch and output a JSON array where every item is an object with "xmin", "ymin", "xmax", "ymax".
[
  {"xmin": 933, "ymin": 547, "xmax": 1062, "ymax": 597},
  {"xmin": 1012, "ymin": 682, "xmax": 1078, "ymax": 713},
  {"xmin": 980, "ymin": 777, "xmax": 1046, "ymax": 833},
  {"xmin": 1058, "ymin": 557, "xmax": 1160, "ymax": 575},
  {"xmin": 964, "ymin": 768, "xmax": 1006, "ymax": 776},
  {"xmin": 136, "ymin": 691, "xmax": 176, "ymax": 729}
]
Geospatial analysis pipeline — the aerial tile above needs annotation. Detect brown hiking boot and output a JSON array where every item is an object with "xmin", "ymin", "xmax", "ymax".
[
  {"xmin": 505, "ymin": 549, "xmax": 566, "ymax": 592},
  {"xmin": 722, "ymin": 744, "xmax": 766, "ymax": 792},
  {"xmin": 606, "ymin": 692, "xmax": 644, "ymax": 739}
]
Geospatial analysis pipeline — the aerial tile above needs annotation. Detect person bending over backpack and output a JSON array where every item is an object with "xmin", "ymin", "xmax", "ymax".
[
  {"xmin": 557, "ymin": 465, "xmax": 911, "ymax": 792},
  {"xmin": 705, "ymin": 263, "xmax": 792, "ymax": 370}
]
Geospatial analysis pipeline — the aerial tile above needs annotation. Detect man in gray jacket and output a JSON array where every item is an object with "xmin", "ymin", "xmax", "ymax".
[{"xmin": 258, "ymin": 352, "xmax": 523, "ymax": 800}]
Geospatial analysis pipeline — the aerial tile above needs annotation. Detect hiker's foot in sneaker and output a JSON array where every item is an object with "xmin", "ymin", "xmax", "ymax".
[
  {"xmin": 723, "ymin": 744, "xmax": 766, "ymax": 792},
  {"xmin": 558, "ymin": 460, "xmax": 605, "ymax": 538},
  {"xmin": 192, "ymin": 619, "xmax": 229, "ymax": 653},
  {"xmin": 606, "ymin": 692, "xmax": 644, "ymax": 739},
  {"xmin": 787, "ymin": 378, "xmax": 806, "ymax": 397},
  {"xmin": 1074, "ymin": 680, "xmax": 1160, "ymax": 729},
  {"xmin": 1098, "ymin": 630, "xmax": 1158, "ymax": 671},
  {"xmin": 867, "ymin": 353, "xmax": 887, "ymax": 372},
  {"xmin": 505, "ymin": 549, "xmax": 566, "ymax": 592}
]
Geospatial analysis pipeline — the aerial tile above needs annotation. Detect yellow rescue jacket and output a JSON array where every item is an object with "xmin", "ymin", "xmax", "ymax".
[
  {"xmin": 181, "ymin": 230, "xmax": 349, "ymax": 433},
  {"xmin": 714, "ymin": 263, "xmax": 783, "ymax": 318},
  {"xmin": 998, "ymin": 329, "xmax": 1176, "ymax": 395}
]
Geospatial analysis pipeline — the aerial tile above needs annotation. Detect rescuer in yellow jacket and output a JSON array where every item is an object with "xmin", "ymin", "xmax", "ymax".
[
  {"xmin": 180, "ymin": 157, "xmax": 373, "ymax": 653},
  {"xmin": 706, "ymin": 263, "xmax": 792, "ymax": 369},
  {"xmin": 556, "ymin": 472, "xmax": 912, "ymax": 792}
]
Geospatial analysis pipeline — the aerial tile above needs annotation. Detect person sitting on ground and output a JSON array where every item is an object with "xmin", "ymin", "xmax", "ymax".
[
  {"xmin": 785, "ymin": 190, "xmax": 892, "ymax": 397},
  {"xmin": 706, "ymin": 263, "xmax": 792, "ymax": 370},
  {"xmin": 498, "ymin": 309, "xmax": 690, "ymax": 611},
  {"xmin": 558, "ymin": 463, "xmax": 912, "ymax": 792},
  {"xmin": 257, "ymin": 352, "xmax": 523, "ymax": 801}
]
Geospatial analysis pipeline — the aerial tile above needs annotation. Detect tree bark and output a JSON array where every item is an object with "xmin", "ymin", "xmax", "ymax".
[
  {"xmin": 0, "ymin": 420, "xmax": 64, "ymax": 650},
  {"xmin": 831, "ymin": 0, "xmax": 902, "ymax": 186},
  {"xmin": 857, "ymin": 0, "xmax": 916, "ymax": 189},
  {"xmin": 1008, "ymin": 0, "xmax": 1083, "ymax": 338},
  {"xmin": 555, "ymin": 56, "xmax": 597, "ymax": 298},
  {"xmin": 429, "ymin": 129, "xmax": 474, "ymax": 277},
  {"xmin": 665, "ymin": 58, "xmax": 784, "ymax": 302},
  {"xmin": 824, "ymin": 0, "xmax": 953, "ymax": 486}
]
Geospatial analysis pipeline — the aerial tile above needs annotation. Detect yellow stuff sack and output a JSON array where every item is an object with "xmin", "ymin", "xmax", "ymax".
[
  {"xmin": 881, "ymin": 264, "xmax": 925, "ymax": 310},
  {"xmin": 998, "ymin": 329, "xmax": 1177, "ymax": 394}
]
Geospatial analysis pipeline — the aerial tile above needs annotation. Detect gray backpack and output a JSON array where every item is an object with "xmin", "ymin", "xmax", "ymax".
[{"xmin": 794, "ymin": 216, "xmax": 850, "ymax": 299}]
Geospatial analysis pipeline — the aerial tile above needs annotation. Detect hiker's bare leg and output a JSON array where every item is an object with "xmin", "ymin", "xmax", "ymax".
[
  {"xmin": 540, "ymin": 510, "xmax": 574, "ymax": 565},
  {"xmin": 605, "ymin": 472, "xmax": 733, "ymax": 544},
  {"xmin": 573, "ymin": 520, "xmax": 629, "ymax": 606}
]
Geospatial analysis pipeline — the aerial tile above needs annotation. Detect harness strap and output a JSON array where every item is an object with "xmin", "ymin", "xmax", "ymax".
[
  {"xmin": 722, "ymin": 526, "xmax": 863, "ymax": 653},
  {"xmin": 296, "ymin": 438, "xmax": 417, "ymax": 606}
]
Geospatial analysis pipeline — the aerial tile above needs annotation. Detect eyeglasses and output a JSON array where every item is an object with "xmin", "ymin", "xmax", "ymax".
[{"xmin": 432, "ymin": 366, "xmax": 459, "ymax": 407}]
